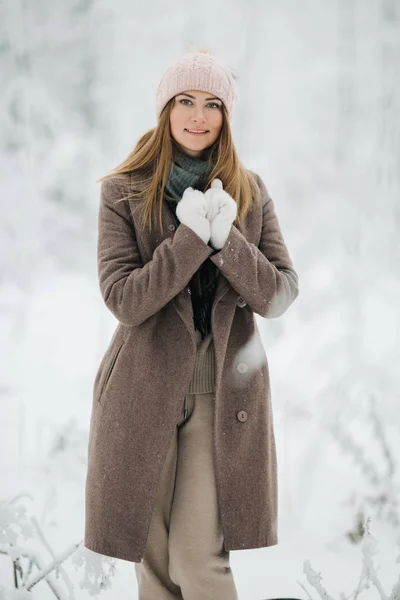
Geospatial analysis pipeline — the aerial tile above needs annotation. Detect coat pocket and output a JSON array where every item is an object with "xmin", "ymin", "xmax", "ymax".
[{"xmin": 98, "ymin": 340, "xmax": 125, "ymax": 404}]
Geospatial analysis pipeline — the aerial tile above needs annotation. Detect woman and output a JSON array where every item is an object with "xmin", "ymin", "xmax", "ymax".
[{"xmin": 84, "ymin": 49, "xmax": 299, "ymax": 599}]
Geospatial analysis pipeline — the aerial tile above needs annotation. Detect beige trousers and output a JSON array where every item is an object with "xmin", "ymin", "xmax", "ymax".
[{"xmin": 134, "ymin": 392, "xmax": 239, "ymax": 599}]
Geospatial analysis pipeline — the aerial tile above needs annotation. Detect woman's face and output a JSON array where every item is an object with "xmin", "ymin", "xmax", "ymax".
[{"xmin": 169, "ymin": 90, "xmax": 223, "ymax": 157}]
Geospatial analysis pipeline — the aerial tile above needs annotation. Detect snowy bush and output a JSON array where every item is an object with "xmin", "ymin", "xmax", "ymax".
[
  {"xmin": 0, "ymin": 494, "xmax": 117, "ymax": 599},
  {"xmin": 299, "ymin": 517, "xmax": 400, "ymax": 600}
]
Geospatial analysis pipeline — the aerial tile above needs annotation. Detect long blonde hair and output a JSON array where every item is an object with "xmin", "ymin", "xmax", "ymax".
[{"xmin": 98, "ymin": 97, "xmax": 260, "ymax": 235}]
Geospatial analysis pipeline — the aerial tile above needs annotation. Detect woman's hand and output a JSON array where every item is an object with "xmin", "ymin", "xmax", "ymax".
[
  {"xmin": 204, "ymin": 179, "xmax": 237, "ymax": 250},
  {"xmin": 176, "ymin": 187, "xmax": 211, "ymax": 244}
]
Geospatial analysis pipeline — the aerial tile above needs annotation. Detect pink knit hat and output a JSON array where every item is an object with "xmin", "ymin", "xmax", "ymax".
[{"xmin": 155, "ymin": 51, "xmax": 238, "ymax": 122}]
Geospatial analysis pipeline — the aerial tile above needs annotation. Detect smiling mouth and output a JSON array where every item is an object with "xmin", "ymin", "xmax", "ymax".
[{"xmin": 185, "ymin": 129, "xmax": 209, "ymax": 135}]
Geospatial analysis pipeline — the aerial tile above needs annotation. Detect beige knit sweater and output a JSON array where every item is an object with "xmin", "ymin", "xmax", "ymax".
[{"xmin": 187, "ymin": 328, "xmax": 216, "ymax": 394}]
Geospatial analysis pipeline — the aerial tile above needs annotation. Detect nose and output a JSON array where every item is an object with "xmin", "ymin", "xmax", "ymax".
[{"xmin": 190, "ymin": 107, "xmax": 207, "ymax": 124}]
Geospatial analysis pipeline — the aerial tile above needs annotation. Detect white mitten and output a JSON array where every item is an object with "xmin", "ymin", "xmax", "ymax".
[
  {"xmin": 176, "ymin": 187, "xmax": 211, "ymax": 244},
  {"xmin": 204, "ymin": 179, "xmax": 237, "ymax": 250}
]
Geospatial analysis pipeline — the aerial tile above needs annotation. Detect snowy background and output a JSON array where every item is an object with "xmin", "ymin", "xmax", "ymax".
[{"xmin": 1, "ymin": 0, "xmax": 400, "ymax": 598}]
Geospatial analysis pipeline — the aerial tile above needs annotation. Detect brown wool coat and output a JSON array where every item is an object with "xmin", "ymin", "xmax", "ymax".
[{"xmin": 84, "ymin": 168, "xmax": 299, "ymax": 563}]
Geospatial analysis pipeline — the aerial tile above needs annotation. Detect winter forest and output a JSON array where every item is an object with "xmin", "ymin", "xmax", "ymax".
[{"xmin": 1, "ymin": 0, "xmax": 400, "ymax": 598}]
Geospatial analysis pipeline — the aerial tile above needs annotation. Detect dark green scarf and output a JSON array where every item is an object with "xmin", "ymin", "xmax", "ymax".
[
  {"xmin": 165, "ymin": 142, "xmax": 219, "ymax": 339},
  {"xmin": 165, "ymin": 142, "xmax": 212, "ymax": 199}
]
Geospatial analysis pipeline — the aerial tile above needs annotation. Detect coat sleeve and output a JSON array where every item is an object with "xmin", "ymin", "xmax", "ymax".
[
  {"xmin": 209, "ymin": 173, "xmax": 299, "ymax": 318},
  {"xmin": 97, "ymin": 177, "xmax": 214, "ymax": 326}
]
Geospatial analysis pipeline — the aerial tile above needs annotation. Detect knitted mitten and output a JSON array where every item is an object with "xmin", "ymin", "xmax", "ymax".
[
  {"xmin": 176, "ymin": 187, "xmax": 211, "ymax": 244},
  {"xmin": 204, "ymin": 179, "xmax": 237, "ymax": 250}
]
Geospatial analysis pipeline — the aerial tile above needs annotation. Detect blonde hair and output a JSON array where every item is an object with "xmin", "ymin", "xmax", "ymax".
[{"xmin": 98, "ymin": 73, "xmax": 260, "ymax": 236}]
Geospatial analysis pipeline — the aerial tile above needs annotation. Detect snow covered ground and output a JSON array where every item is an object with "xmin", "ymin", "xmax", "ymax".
[{"xmin": 1, "ymin": 0, "xmax": 399, "ymax": 598}]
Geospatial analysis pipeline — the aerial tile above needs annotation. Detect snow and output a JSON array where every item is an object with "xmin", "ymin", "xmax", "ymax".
[{"xmin": 1, "ymin": 0, "xmax": 400, "ymax": 598}]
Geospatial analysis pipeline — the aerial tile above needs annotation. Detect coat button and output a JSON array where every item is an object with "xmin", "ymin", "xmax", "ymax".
[
  {"xmin": 236, "ymin": 295, "xmax": 247, "ymax": 307},
  {"xmin": 188, "ymin": 286, "xmax": 192, "ymax": 295},
  {"xmin": 237, "ymin": 410, "xmax": 248, "ymax": 422},
  {"xmin": 168, "ymin": 223, "xmax": 175, "ymax": 231},
  {"xmin": 236, "ymin": 362, "xmax": 248, "ymax": 374}
]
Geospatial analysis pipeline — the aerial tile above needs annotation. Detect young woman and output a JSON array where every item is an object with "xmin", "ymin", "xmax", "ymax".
[{"xmin": 84, "ymin": 49, "xmax": 299, "ymax": 599}]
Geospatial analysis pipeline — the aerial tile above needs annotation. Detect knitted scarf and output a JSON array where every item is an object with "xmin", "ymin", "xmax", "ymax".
[{"xmin": 165, "ymin": 142, "xmax": 219, "ymax": 339}]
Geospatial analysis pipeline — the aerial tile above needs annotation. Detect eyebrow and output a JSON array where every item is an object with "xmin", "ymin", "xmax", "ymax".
[{"xmin": 176, "ymin": 93, "xmax": 221, "ymax": 102}]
